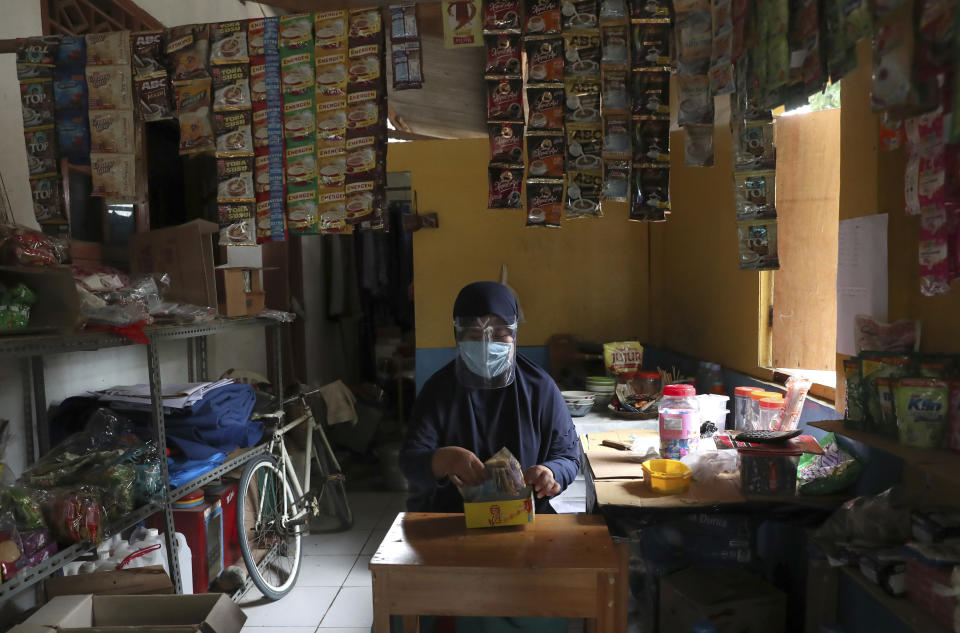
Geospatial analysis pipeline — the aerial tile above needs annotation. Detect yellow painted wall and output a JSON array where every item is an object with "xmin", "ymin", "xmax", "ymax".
[
  {"xmin": 648, "ymin": 121, "xmax": 772, "ymax": 379},
  {"xmin": 387, "ymin": 138, "xmax": 650, "ymax": 349},
  {"xmin": 841, "ymin": 40, "xmax": 960, "ymax": 353}
]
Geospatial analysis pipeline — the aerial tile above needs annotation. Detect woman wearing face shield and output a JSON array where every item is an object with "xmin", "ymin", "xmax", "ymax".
[{"xmin": 400, "ymin": 280, "xmax": 581, "ymax": 517}]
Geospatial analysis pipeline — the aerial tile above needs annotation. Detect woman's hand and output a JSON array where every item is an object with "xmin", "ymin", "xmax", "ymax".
[
  {"xmin": 431, "ymin": 446, "xmax": 487, "ymax": 487},
  {"xmin": 524, "ymin": 465, "xmax": 560, "ymax": 498}
]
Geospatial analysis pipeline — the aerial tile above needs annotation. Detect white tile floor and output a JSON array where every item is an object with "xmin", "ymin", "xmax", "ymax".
[{"xmin": 239, "ymin": 490, "xmax": 408, "ymax": 632}]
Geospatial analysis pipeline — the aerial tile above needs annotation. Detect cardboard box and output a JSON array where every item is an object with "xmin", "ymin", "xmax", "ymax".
[
  {"xmin": 130, "ymin": 220, "xmax": 218, "ymax": 311},
  {"xmin": 463, "ymin": 489, "xmax": 535, "ymax": 528},
  {"xmin": 219, "ymin": 244, "xmax": 263, "ymax": 269},
  {"xmin": 45, "ymin": 566, "xmax": 174, "ymax": 598},
  {"xmin": 9, "ymin": 593, "xmax": 246, "ymax": 633},
  {"xmin": 0, "ymin": 265, "xmax": 82, "ymax": 334},
  {"xmin": 659, "ymin": 567, "xmax": 786, "ymax": 633},
  {"xmin": 215, "ymin": 267, "xmax": 264, "ymax": 317}
]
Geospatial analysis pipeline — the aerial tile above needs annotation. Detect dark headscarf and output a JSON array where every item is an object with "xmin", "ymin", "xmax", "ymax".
[{"xmin": 453, "ymin": 281, "xmax": 518, "ymax": 323}]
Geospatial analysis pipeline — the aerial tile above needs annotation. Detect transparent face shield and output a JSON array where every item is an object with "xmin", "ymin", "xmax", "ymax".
[{"xmin": 453, "ymin": 316, "xmax": 518, "ymax": 389}]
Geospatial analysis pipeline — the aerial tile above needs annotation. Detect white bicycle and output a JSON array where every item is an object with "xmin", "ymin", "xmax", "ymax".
[{"xmin": 237, "ymin": 388, "xmax": 353, "ymax": 600}]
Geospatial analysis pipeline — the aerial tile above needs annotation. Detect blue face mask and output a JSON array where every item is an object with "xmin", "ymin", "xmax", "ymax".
[{"xmin": 457, "ymin": 341, "xmax": 513, "ymax": 379}]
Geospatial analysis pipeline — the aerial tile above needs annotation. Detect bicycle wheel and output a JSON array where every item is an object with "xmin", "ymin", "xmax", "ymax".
[{"xmin": 238, "ymin": 455, "xmax": 303, "ymax": 600}]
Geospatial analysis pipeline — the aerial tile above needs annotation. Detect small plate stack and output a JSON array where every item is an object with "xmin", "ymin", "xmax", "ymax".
[
  {"xmin": 561, "ymin": 391, "xmax": 596, "ymax": 417},
  {"xmin": 585, "ymin": 376, "xmax": 616, "ymax": 408}
]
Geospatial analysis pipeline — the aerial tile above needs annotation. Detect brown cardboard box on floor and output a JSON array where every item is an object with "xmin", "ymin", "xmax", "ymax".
[
  {"xmin": 659, "ymin": 567, "xmax": 786, "ymax": 633},
  {"xmin": 130, "ymin": 220, "xmax": 219, "ymax": 311},
  {"xmin": 215, "ymin": 267, "xmax": 265, "ymax": 317},
  {"xmin": 44, "ymin": 565, "xmax": 173, "ymax": 597},
  {"xmin": 9, "ymin": 593, "xmax": 246, "ymax": 633}
]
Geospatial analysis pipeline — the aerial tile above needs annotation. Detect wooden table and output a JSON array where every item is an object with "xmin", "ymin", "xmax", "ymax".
[{"xmin": 368, "ymin": 512, "xmax": 627, "ymax": 633}]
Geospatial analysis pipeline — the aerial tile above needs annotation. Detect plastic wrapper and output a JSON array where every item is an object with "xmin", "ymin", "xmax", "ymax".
[
  {"xmin": 631, "ymin": 71, "xmax": 670, "ymax": 116},
  {"xmin": 603, "ymin": 341, "xmax": 643, "ymax": 378},
  {"xmin": 733, "ymin": 170, "xmax": 776, "ymax": 220},
  {"xmin": 488, "ymin": 166, "xmax": 523, "ymax": 209},
  {"xmin": 777, "ymin": 375, "xmax": 811, "ymax": 431},
  {"xmin": 526, "ymin": 132, "xmax": 564, "ymax": 178},
  {"xmin": 680, "ymin": 449, "xmax": 738, "ymax": 482},
  {"xmin": 0, "ymin": 224, "xmax": 67, "ymax": 266},
  {"xmin": 0, "ymin": 486, "xmax": 46, "ymax": 530},
  {"xmin": 73, "ymin": 268, "xmax": 162, "ymax": 327},
  {"xmin": 733, "ymin": 119, "xmax": 775, "ymax": 171},
  {"xmin": 525, "ymin": 179, "xmax": 564, "ymax": 227},
  {"xmin": 853, "ymin": 315, "xmax": 920, "ymax": 354},
  {"xmin": 459, "ymin": 448, "xmax": 530, "ymax": 502},
  {"xmin": 860, "ymin": 354, "xmax": 910, "ymax": 437},
  {"xmin": 814, "ymin": 488, "xmax": 912, "ymax": 562},
  {"xmin": 259, "ymin": 309, "xmax": 297, "ymax": 323},
  {"xmin": 737, "ymin": 219, "xmax": 779, "ymax": 270},
  {"xmin": 489, "ymin": 122, "xmax": 524, "ymax": 164},
  {"xmin": 565, "ymin": 170, "xmax": 602, "ymax": 218},
  {"xmin": 0, "ymin": 512, "xmax": 23, "ymax": 581},
  {"xmin": 676, "ymin": 11, "xmax": 711, "ymax": 74},
  {"xmin": 43, "ymin": 486, "xmax": 104, "ymax": 545},
  {"xmin": 683, "ymin": 124, "xmax": 714, "ymax": 167},
  {"xmin": 797, "ymin": 433, "xmax": 862, "ymax": 495}
]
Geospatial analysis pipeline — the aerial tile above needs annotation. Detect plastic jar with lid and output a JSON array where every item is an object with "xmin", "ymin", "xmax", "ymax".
[
  {"xmin": 733, "ymin": 387, "xmax": 764, "ymax": 430},
  {"xmin": 747, "ymin": 391, "xmax": 782, "ymax": 430},
  {"xmin": 757, "ymin": 398, "xmax": 785, "ymax": 431},
  {"xmin": 658, "ymin": 384, "xmax": 700, "ymax": 460},
  {"xmin": 635, "ymin": 370, "xmax": 661, "ymax": 397}
]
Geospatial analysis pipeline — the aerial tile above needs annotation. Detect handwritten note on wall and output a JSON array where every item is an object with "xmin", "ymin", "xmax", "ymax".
[{"xmin": 836, "ymin": 214, "xmax": 888, "ymax": 355}]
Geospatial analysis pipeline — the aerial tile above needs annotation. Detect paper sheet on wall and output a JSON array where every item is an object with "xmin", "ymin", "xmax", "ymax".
[{"xmin": 836, "ymin": 214, "xmax": 888, "ymax": 355}]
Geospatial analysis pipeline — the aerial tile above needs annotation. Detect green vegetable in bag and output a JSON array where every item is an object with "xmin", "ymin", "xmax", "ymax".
[{"xmin": 797, "ymin": 433, "xmax": 863, "ymax": 495}]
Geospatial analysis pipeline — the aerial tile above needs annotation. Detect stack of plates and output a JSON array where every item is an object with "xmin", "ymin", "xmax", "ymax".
[
  {"xmin": 585, "ymin": 376, "xmax": 616, "ymax": 407},
  {"xmin": 561, "ymin": 391, "xmax": 596, "ymax": 417}
]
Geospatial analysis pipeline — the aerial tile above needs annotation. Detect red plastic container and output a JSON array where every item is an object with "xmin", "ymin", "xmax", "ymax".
[
  {"xmin": 204, "ymin": 480, "xmax": 240, "ymax": 568},
  {"xmin": 148, "ymin": 499, "xmax": 223, "ymax": 593}
]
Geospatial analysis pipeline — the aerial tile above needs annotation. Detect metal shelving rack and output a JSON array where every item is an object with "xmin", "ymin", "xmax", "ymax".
[{"xmin": 0, "ymin": 316, "xmax": 285, "ymax": 604}]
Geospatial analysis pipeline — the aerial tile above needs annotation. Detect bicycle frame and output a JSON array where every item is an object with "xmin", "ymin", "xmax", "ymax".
[{"xmin": 261, "ymin": 408, "xmax": 314, "ymax": 528}]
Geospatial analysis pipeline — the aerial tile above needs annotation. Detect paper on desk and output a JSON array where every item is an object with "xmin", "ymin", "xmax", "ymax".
[
  {"xmin": 837, "ymin": 215, "xmax": 888, "ymax": 356},
  {"xmin": 94, "ymin": 379, "xmax": 233, "ymax": 409}
]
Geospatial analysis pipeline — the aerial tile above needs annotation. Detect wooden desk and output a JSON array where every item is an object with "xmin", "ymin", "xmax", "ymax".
[{"xmin": 368, "ymin": 512, "xmax": 627, "ymax": 633}]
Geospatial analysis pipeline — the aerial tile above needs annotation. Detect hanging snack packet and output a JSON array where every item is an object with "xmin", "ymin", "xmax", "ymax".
[
  {"xmin": 565, "ymin": 170, "xmax": 603, "ymax": 218},
  {"xmin": 488, "ymin": 166, "xmax": 524, "ymax": 209},
  {"xmin": 633, "ymin": 118, "xmax": 669, "ymax": 165},
  {"xmin": 53, "ymin": 74, "xmax": 87, "ymax": 112},
  {"xmin": 602, "ymin": 116, "xmax": 630, "ymax": 156},
  {"xmin": 860, "ymin": 355, "xmax": 910, "ymax": 436},
  {"xmin": 211, "ymin": 64, "xmax": 251, "ymax": 110},
  {"xmin": 632, "ymin": 0, "xmax": 671, "ymax": 20},
  {"xmin": 843, "ymin": 359, "xmax": 864, "ymax": 428},
  {"xmin": 317, "ymin": 147, "xmax": 346, "ymax": 189},
  {"xmin": 526, "ymin": 180, "xmax": 564, "ymax": 227},
  {"xmin": 280, "ymin": 14, "xmax": 314, "ymax": 50},
  {"xmin": 526, "ymin": 86, "xmax": 564, "ymax": 129},
  {"xmin": 485, "ymin": 0, "xmax": 521, "ymax": 31},
  {"xmin": 632, "ymin": 23, "xmax": 671, "ymax": 69},
  {"xmin": 630, "ymin": 167, "xmax": 669, "ymax": 221},
  {"xmin": 216, "ymin": 156, "xmax": 255, "ymax": 202},
  {"xmin": 896, "ymin": 379, "xmax": 949, "ymax": 449},
  {"xmin": 249, "ymin": 58, "xmax": 268, "ymax": 104},
  {"xmin": 19, "ymin": 36, "xmax": 59, "ymax": 73},
  {"xmin": 166, "ymin": 24, "xmax": 209, "ymax": 81},
  {"xmin": 390, "ymin": 4, "xmax": 419, "ymax": 40},
  {"xmin": 214, "ymin": 110, "xmax": 254, "ymax": 157},
  {"xmin": 676, "ymin": 74, "xmax": 712, "ymax": 125},
  {"xmin": 132, "ymin": 31, "xmax": 164, "ymax": 77},
  {"xmin": 319, "ymin": 191, "xmax": 349, "ymax": 234},
  {"xmin": 733, "ymin": 119, "xmax": 775, "ymax": 170},
  {"xmin": 286, "ymin": 181, "xmax": 319, "ymax": 233},
  {"xmin": 283, "ymin": 93, "xmax": 316, "ymax": 142},
  {"xmin": 853, "ymin": 315, "xmax": 921, "ymax": 354},
  {"xmin": 737, "ymin": 219, "xmax": 779, "ymax": 270},
  {"xmin": 566, "ymin": 123, "xmax": 603, "ymax": 170},
  {"xmin": 631, "ymin": 71, "xmax": 670, "ymax": 116},
  {"xmin": 485, "ymin": 34, "xmax": 522, "ymax": 75},
  {"xmin": 526, "ymin": 131, "xmax": 565, "ymax": 178},
  {"xmin": 564, "ymin": 31, "xmax": 601, "ymax": 77},
  {"xmin": 871, "ymin": 22, "xmax": 913, "ymax": 112},
  {"xmin": 218, "ymin": 202, "xmax": 255, "ymax": 244},
  {"xmin": 211, "ymin": 20, "xmax": 249, "ymax": 65},
  {"xmin": 919, "ymin": 206, "xmax": 950, "ymax": 297},
  {"xmin": 315, "ymin": 11, "xmax": 348, "ymax": 52},
  {"xmin": 601, "ymin": 159, "xmax": 630, "ymax": 201},
  {"xmin": 21, "ymin": 79, "xmax": 56, "ymax": 128},
  {"xmin": 89, "ymin": 153, "xmax": 135, "ymax": 198},
  {"xmin": 676, "ymin": 11, "xmax": 711, "ymax": 74},
  {"xmin": 286, "ymin": 139, "xmax": 319, "ymax": 185},
  {"xmin": 601, "ymin": 26, "xmax": 628, "ymax": 64},
  {"xmin": 489, "ymin": 122, "xmax": 524, "ymax": 164},
  {"xmin": 29, "ymin": 175, "xmax": 62, "ymax": 222},
  {"xmin": 88, "ymin": 110, "xmax": 134, "ymax": 154},
  {"xmin": 85, "ymin": 32, "xmax": 129, "ymax": 66},
  {"xmin": 315, "ymin": 52, "xmax": 348, "ymax": 99},
  {"xmin": 345, "ymin": 180, "xmax": 376, "ymax": 223},
  {"xmin": 526, "ymin": 0, "xmax": 563, "ymax": 34},
  {"xmin": 563, "ymin": 0, "xmax": 599, "ymax": 30},
  {"xmin": 57, "ymin": 114, "xmax": 90, "ymax": 166},
  {"xmin": 347, "ymin": 44, "xmax": 381, "ymax": 92},
  {"xmin": 487, "ymin": 78, "xmax": 523, "ymax": 122},
  {"xmin": 281, "ymin": 50, "xmax": 315, "ymax": 96},
  {"xmin": 683, "ymin": 124, "xmax": 714, "ymax": 167},
  {"xmin": 346, "ymin": 135, "xmax": 377, "ymax": 180},
  {"xmin": 349, "ymin": 7, "xmax": 383, "ymax": 45},
  {"xmin": 733, "ymin": 170, "xmax": 776, "ymax": 220},
  {"xmin": 135, "ymin": 74, "xmax": 173, "ymax": 121},
  {"xmin": 85, "ymin": 66, "xmax": 132, "ymax": 110},
  {"xmin": 175, "ymin": 79, "xmax": 215, "ymax": 155},
  {"xmin": 24, "ymin": 128, "xmax": 57, "ymax": 177},
  {"xmin": 248, "ymin": 19, "xmax": 266, "ymax": 57},
  {"xmin": 603, "ymin": 342, "xmax": 643, "ymax": 378},
  {"xmin": 392, "ymin": 43, "xmax": 423, "ymax": 90},
  {"xmin": 602, "ymin": 70, "xmax": 628, "ymax": 111},
  {"xmin": 526, "ymin": 36, "xmax": 564, "ymax": 83},
  {"xmin": 599, "ymin": 0, "xmax": 628, "ymax": 20},
  {"xmin": 565, "ymin": 78, "xmax": 600, "ymax": 123}
]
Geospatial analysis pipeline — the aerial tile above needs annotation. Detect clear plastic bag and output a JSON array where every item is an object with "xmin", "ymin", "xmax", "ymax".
[
  {"xmin": 0, "ymin": 511, "xmax": 24, "ymax": 581},
  {"xmin": 0, "ymin": 224, "xmax": 67, "ymax": 267},
  {"xmin": 680, "ymin": 449, "xmax": 739, "ymax": 482},
  {"xmin": 42, "ymin": 486, "xmax": 105, "ymax": 545},
  {"xmin": 460, "ymin": 447, "xmax": 529, "ymax": 502},
  {"xmin": 0, "ymin": 485, "xmax": 47, "ymax": 529},
  {"xmin": 813, "ymin": 487, "xmax": 912, "ymax": 563}
]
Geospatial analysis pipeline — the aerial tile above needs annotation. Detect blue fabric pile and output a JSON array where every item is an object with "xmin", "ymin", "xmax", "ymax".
[{"xmin": 163, "ymin": 383, "xmax": 263, "ymax": 460}]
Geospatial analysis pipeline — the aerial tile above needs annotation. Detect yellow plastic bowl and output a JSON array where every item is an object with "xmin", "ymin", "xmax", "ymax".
[{"xmin": 641, "ymin": 459, "xmax": 692, "ymax": 495}]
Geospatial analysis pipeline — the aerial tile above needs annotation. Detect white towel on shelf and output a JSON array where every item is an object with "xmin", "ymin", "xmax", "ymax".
[{"xmin": 319, "ymin": 380, "xmax": 358, "ymax": 426}]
